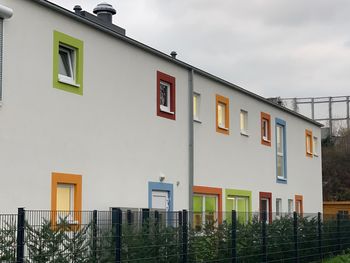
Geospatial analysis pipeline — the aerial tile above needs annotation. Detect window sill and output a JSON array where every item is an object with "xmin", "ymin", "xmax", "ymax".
[
  {"xmin": 194, "ymin": 119, "xmax": 202, "ymax": 124},
  {"xmin": 314, "ymin": 154, "xmax": 319, "ymax": 157},
  {"xmin": 240, "ymin": 132, "xmax": 249, "ymax": 137},
  {"xmin": 160, "ymin": 108, "xmax": 175, "ymax": 115},
  {"xmin": 218, "ymin": 126, "xmax": 229, "ymax": 131},
  {"xmin": 58, "ymin": 77, "xmax": 80, "ymax": 88},
  {"xmin": 262, "ymin": 138, "xmax": 271, "ymax": 143}
]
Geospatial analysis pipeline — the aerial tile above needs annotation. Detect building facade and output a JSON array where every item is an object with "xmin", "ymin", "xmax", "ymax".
[{"xmin": 0, "ymin": 0, "xmax": 322, "ymax": 224}]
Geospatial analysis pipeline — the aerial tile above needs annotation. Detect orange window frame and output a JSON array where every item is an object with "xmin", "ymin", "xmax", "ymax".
[
  {"xmin": 305, "ymin": 130, "xmax": 313, "ymax": 157},
  {"xmin": 51, "ymin": 172, "xmax": 82, "ymax": 227},
  {"xmin": 261, "ymin": 112, "xmax": 271, "ymax": 146},
  {"xmin": 216, "ymin": 95, "xmax": 230, "ymax": 135},
  {"xmin": 193, "ymin": 186, "xmax": 223, "ymax": 223},
  {"xmin": 295, "ymin": 195, "xmax": 304, "ymax": 216}
]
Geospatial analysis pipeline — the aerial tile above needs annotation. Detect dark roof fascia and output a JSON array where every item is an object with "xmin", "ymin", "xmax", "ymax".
[{"xmin": 32, "ymin": 0, "xmax": 322, "ymax": 127}]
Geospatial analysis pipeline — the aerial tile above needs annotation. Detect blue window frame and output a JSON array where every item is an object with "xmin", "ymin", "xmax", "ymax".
[{"xmin": 275, "ymin": 118, "xmax": 287, "ymax": 183}]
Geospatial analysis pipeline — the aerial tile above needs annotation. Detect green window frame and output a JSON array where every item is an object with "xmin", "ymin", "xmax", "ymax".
[
  {"xmin": 193, "ymin": 194, "xmax": 218, "ymax": 230},
  {"xmin": 225, "ymin": 189, "xmax": 252, "ymax": 224},
  {"xmin": 53, "ymin": 31, "xmax": 84, "ymax": 95}
]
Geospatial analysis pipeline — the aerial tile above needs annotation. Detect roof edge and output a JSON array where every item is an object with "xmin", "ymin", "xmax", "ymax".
[{"xmin": 31, "ymin": 0, "xmax": 322, "ymax": 127}]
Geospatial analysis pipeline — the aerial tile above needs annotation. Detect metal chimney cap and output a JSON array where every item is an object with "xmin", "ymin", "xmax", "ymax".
[
  {"xmin": 93, "ymin": 2, "xmax": 116, "ymax": 15},
  {"xmin": 73, "ymin": 5, "xmax": 82, "ymax": 14},
  {"xmin": 170, "ymin": 51, "xmax": 177, "ymax": 58}
]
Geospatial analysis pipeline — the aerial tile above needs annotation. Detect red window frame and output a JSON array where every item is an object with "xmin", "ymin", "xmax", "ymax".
[
  {"xmin": 295, "ymin": 195, "xmax": 304, "ymax": 216},
  {"xmin": 157, "ymin": 71, "xmax": 176, "ymax": 120},
  {"xmin": 259, "ymin": 191, "xmax": 272, "ymax": 223}
]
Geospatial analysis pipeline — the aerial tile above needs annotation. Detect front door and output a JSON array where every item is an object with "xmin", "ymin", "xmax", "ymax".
[
  {"xmin": 259, "ymin": 192, "xmax": 272, "ymax": 223},
  {"xmin": 152, "ymin": 190, "xmax": 169, "ymax": 224},
  {"xmin": 151, "ymin": 190, "xmax": 169, "ymax": 211}
]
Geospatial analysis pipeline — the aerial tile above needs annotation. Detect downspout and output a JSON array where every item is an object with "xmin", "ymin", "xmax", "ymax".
[
  {"xmin": 188, "ymin": 68, "xmax": 194, "ymax": 216},
  {"xmin": 0, "ymin": 5, "xmax": 13, "ymax": 101}
]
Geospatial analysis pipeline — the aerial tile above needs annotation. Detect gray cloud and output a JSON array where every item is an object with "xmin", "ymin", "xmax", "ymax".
[{"xmin": 51, "ymin": 0, "xmax": 350, "ymax": 98}]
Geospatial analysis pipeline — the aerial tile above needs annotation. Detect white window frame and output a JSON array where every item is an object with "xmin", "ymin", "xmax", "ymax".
[
  {"xmin": 240, "ymin": 110, "xmax": 248, "ymax": 136},
  {"xmin": 276, "ymin": 198, "xmax": 282, "ymax": 217},
  {"xmin": 194, "ymin": 194, "xmax": 218, "ymax": 226},
  {"xmin": 288, "ymin": 199, "xmax": 294, "ymax": 214},
  {"xmin": 262, "ymin": 119, "xmax": 269, "ymax": 141},
  {"xmin": 227, "ymin": 196, "xmax": 249, "ymax": 223},
  {"xmin": 193, "ymin": 92, "xmax": 201, "ymax": 122},
  {"xmin": 306, "ymin": 134, "xmax": 313, "ymax": 155},
  {"xmin": 313, "ymin": 136, "xmax": 318, "ymax": 156},
  {"xmin": 276, "ymin": 124, "xmax": 286, "ymax": 179},
  {"xmin": 217, "ymin": 102, "xmax": 227, "ymax": 129},
  {"xmin": 159, "ymin": 81, "xmax": 172, "ymax": 113},
  {"xmin": 58, "ymin": 44, "xmax": 77, "ymax": 86}
]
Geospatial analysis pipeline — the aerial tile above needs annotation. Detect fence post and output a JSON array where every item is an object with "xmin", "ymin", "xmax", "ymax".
[
  {"xmin": 182, "ymin": 209, "xmax": 188, "ymax": 263},
  {"xmin": 16, "ymin": 208, "xmax": 25, "ymax": 263},
  {"xmin": 317, "ymin": 212, "xmax": 322, "ymax": 261},
  {"xmin": 261, "ymin": 212, "xmax": 267, "ymax": 263},
  {"xmin": 112, "ymin": 208, "xmax": 122, "ymax": 263},
  {"xmin": 293, "ymin": 212, "xmax": 299, "ymax": 263},
  {"xmin": 337, "ymin": 212, "xmax": 341, "ymax": 253},
  {"xmin": 92, "ymin": 210, "xmax": 98, "ymax": 263},
  {"xmin": 231, "ymin": 210, "xmax": 237, "ymax": 263}
]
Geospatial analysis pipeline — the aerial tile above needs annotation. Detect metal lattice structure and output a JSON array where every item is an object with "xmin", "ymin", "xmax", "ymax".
[{"xmin": 278, "ymin": 96, "xmax": 350, "ymax": 138}]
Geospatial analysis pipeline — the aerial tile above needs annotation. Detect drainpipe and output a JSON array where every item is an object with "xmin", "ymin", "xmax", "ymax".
[
  {"xmin": 188, "ymin": 68, "xmax": 194, "ymax": 215},
  {"xmin": 0, "ymin": 4, "xmax": 13, "ymax": 101}
]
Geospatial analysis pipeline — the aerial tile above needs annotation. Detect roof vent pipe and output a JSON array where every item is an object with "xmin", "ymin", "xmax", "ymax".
[
  {"xmin": 93, "ymin": 2, "xmax": 116, "ymax": 24},
  {"xmin": 73, "ymin": 5, "xmax": 82, "ymax": 14},
  {"xmin": 170, "ymin": 51, "xmax": 177, "ymax": 59}
]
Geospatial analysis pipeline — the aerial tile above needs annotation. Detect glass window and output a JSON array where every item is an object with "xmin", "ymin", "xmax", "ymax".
[
  {"xmin": 218, "ymin": 103, "xmax": 226, "ymax": 128},
  {"xmin": 276, "ymin": 122, "xmax": 286, "ymax": 180},
  {"xmin": 156, "ymin": 71, "xmax": 176, "ymax": 120},
  {"xmin": 261, "ymin": 112, "xmax": 271, "ymax": 146},
  {"xmin": 276, "ymin": 198, "xmax": 282, "ymax": 216},
  {"xmin": 160, "ymin": 81, "xmax": 171, "ymax": 112},
  {"xmin": 53, "ymin": 31, "xmax": 84, "ymax": 95},
  {"xmin": 227, "ymin": 196, "xmax": 249, "ymax": 223},
  {"xmin": 193, "ymin": 194, "xmax": 218, "ymax": 230},
  {"xmin": 288, "ymin": 199, "xmax": 293, "ymax": 214},
  {"xmin": 240, "ymin": 110, "xmax": 248, "ymax": 135},
  {"xmin": 58, "ymin": 46, "xmax": 74, "ymax": 79},
  {"xmin": 313, "ymin": 136, "xmax": 318, "ymax": 156},
  {"xmin": 305, "ymin": 130, "xmax": 313, "ymax": 156},
  {"xmin": 216, "ymin": 95, "xmax": 229, "ymax": 134},
  {"xmin": 193, "ymin": 93, "xmax": 201, "ymax": 121}
]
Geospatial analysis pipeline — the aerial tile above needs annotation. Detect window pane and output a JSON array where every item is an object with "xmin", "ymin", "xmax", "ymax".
[
  {"xmin": 205, "ymin": 196, "xmax": 216, "ymax": 212},
  {"xmin": 237, "ymin": 197, "xmax": 248, "ymax": 223},
  {"xmin": 313, "ymin": 137, "xmax": 318, "ymax": 154},
  {"xmin": 262, "ymin": 119, "xmax": 268, "ymax": 139},
  {"xmin": 288, "ymin": 199, "xmax": 293, "ymax": 213},
  {"xmin": 57, "ymin": 185, "xmax": 72, "ymax": 211},
  {"xmin": 193, "ymin": 196, "xmax": 203, "ymax": 213},
  {"xmin": 193, "ymin": 95, "xmax": 197, "ymax": 118},
  {"xmin": 59, "ymin": 49, "xmax": 72, "ymax": 77},
  {"xmin": 240, "ymin": 111, "xmax": 248, "ymax": 132},
  {"xmin": 277, "ymin": 155, "xmax": 284, "ymax": 178},
  {"xmin": 218, "ymin": 103, "xmax": 226, "ymax": 127},
  {"xmin": 277, "ymin": 126, "xmax": 283, "ymax": 153},
  {"xmin": 160, "ymin": 83, "xmax": 168, "ymax": 107},
  {"xmin": 227, "ymin": 197, "xmax": 236, "ymax": 210},
  {"xmin": 306, "ymin": 135, "xmax": 312, "ymax": 153}
]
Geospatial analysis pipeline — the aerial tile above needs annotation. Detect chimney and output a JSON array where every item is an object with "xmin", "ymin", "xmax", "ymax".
[
  {"xmin": 93, "ymin": 2, "xmax": 116, "ymax": 24},
  {"xmin": 170, "ymin": 51, "xmax": 177, "ymax": 59},
  {"xmin": 73, "ymin": 5, "xmax": 82, "ymax": 14}
]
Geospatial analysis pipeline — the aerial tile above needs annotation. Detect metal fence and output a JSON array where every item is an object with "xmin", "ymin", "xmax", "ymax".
[{"xmin": 0, "ymin": 208, "xmax": 349, "ymax": 262}]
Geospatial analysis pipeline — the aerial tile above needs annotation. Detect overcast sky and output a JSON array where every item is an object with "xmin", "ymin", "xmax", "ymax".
[{"xmin": 52, "ymin": 0, "xmax": 350, "ymax": 98}]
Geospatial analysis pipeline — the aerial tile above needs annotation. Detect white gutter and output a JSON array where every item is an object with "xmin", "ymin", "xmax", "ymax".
[{"xmin": 0, "ymin": 5, "xmax": 13, "ymax": 19}]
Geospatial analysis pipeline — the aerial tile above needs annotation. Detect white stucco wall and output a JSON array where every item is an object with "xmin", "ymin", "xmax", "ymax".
[
  {"xmin": 0, "ymin": 0, "xmax": 322, "ymax": 215},
  {"xmin": 193, "ymin": 74, "xmax": 322, "ymax": 213},
  {"xmin": 0, "ymin": 0, "xmax": 189, "ymax": 212}
]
